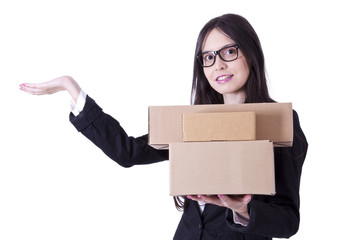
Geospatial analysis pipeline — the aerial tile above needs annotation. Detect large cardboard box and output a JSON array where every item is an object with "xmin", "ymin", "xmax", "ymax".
[
  {"xmin": 182, "ymin": 112, "xmax": 256, "ymax": 142},
  {"xmin": 169, "ymin": 140, "xmax": 275, "ymax": 196},
  {"xmin": 149, "ymin": 102, "xmax": 293, "ymax": 149}
]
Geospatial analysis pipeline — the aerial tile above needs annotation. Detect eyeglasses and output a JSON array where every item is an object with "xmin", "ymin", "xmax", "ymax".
[{"xmin": 198, "ymin": 45, "xmax": 239, "ymax": 67}]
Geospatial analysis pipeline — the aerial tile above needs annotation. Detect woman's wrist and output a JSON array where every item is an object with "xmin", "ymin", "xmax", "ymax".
[
  {"xmin": 232, "ymin": 205, "xmax": 249, "ymax": 220},
  {"xmin": 235, "ymin": 210, "xmax": 249, "ymax": 220},
  {"xmin": 232, "ymin": 210, "xmax": 250, "ymax": 226},
  {"xmin": 63, "ymin": 76, "xmax": 81, "ymax": 103}
]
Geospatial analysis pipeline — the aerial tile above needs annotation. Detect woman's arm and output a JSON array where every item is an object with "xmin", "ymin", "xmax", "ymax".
[
  {"xmin": 70, "ymin": 95, "xmax": 169, "ymax": 167},
  {"xmin": 20, "ymin": 76, "xmax": 168, "ymax": 167}
]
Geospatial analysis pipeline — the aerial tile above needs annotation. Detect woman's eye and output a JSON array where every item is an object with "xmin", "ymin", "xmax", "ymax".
[
  {"xmin": 204, "ymin": 54, "xmax": 214, "ymax": 61},
  {"xmin": 225, "ymin": 48, "xmax": 236, "ymax": 55}
]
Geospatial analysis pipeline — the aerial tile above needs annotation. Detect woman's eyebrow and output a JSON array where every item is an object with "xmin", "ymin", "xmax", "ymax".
[{"xmin": 202, "ymin": 43, "xmax": 236, "ymax": 53}]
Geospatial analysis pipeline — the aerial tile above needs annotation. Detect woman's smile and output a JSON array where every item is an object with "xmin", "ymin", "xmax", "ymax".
[{"xmin": 216, "ymin": 74, "xmax": 234, "ymax": 84}]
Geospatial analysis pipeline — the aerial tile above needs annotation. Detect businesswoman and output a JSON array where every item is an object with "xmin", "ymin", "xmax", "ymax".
[{"xmin": 20, "ymin": 14, "xmax": 308, "ymax": 240}]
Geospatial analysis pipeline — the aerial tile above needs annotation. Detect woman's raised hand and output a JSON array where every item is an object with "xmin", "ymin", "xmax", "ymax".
[{"xmin": 20, "ymin": 76, "xmax": 81, "ymax": 103}]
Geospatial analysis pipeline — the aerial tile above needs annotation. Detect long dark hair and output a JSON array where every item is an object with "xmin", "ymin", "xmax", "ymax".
[{"xmin": 174, "ymin": 14, "xmax": 274, "ymax": 211}]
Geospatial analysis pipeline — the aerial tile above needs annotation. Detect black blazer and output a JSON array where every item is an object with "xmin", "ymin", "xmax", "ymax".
[{"xmin": 70, "ymin": 96, "xmax": 308, "ymax": 240}]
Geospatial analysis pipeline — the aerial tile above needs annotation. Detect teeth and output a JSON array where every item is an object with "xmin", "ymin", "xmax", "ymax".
[{"xmin": 217, "ymin": 75, "xmax": 231, "ymax": 81}]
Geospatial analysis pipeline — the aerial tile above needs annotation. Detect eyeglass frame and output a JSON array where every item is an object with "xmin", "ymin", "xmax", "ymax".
[{"xmin": 197, "ymin": 45, "xmax": 240, "ymax": 68}]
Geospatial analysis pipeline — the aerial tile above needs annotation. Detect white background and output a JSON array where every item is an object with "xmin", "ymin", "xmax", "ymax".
[{"xmin": 1, "ymin": 0, "xmax": 359, "ymax": 239}]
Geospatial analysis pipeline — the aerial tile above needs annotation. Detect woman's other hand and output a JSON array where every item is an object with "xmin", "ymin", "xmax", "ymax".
[
  {"xmin": 187, "ymin": 194, "xmax": 252, "ymax": 219},
  {"xmin": 20, "ymin": 76, "xmax": 81, "ymax": 103}
]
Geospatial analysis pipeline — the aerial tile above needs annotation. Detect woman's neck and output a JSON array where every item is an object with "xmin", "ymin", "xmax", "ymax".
[{"xmin": 223, "ymin": 89, "xmax": 246, "ymax": 104}]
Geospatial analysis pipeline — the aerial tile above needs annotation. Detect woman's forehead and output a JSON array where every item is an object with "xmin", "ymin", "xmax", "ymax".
[{"xmin": 202, "ymin": 28, "xmax": 236, "ymax": 52}]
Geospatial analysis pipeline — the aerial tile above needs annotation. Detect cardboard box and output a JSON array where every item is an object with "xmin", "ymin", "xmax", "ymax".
[
  {"xmin": 149, "ymin": 102, "xmax": 293, "ymax": 149},
  {"xmin": 169, "ymin": 140, "xmax": 275, "ymax": 196},
  {"xmin": 182, "ymin": 112, "xmax": 256, "ymax": 142}
]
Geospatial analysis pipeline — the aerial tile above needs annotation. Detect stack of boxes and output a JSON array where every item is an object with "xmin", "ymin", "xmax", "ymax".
[{"xmin": 148, "ymin": 102, "xmax": 293, "ymax": 196}]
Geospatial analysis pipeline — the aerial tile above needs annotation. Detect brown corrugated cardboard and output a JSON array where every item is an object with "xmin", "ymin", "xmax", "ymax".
[
  {"xmin": 169, "ymin": 140, "xmax": 275, "ymax": 196},
  {"xmin": 182, "ymin": 112, "xmax": 256, "ymax": 142},
  {"xmin": 149, "ymin": 102, "xmax": 293, "ymax": 149}
]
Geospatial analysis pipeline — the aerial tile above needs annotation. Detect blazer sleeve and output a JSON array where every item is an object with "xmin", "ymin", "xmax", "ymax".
[
  {"xmin": 69, "ymin": 95, "xmax": 169, "ymax": 167},
  {"xmin": 225, "ymin": 110, "xmax": 308, "ymax": 238}
]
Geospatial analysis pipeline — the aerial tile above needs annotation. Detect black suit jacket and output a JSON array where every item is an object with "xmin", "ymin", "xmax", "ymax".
[{"xmin": 70, "ymin": 96, "xmax": 308, "ymax": 240}]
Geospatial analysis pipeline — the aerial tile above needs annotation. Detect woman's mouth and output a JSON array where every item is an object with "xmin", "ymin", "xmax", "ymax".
[{"xmin": 216, "ymin": 74, "xmax": 233, "ymax": 84}]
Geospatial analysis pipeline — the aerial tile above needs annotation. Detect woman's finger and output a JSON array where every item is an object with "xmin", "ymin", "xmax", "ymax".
[
  {"xmin": 20, "ymin": 84, "xmax": 46, "ymax": 95},
  {"xmin": 20, "ymin": 80, "xmax": 64, "ymax": 95},
  {"xmin": 218, "ymin": 194, "xmax": 252, "ymax": 210}
]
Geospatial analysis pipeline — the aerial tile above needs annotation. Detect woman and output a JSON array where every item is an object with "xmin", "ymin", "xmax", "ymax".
[{"xmin": 20, "ymin": 14, "xmax": 307, "ymax": 240}]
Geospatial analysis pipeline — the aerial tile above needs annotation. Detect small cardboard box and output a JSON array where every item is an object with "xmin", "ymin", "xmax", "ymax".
[
  {"xmin": 169, "ymin": 140, "xmax": 275, "ymax": 196},
  {"xmin": 149, "ymin": 102, "xmax": 293, "ymax": 149},
  {"xmin": 182, "ymin": 112, "xmax": 256, "ymax": 142}
]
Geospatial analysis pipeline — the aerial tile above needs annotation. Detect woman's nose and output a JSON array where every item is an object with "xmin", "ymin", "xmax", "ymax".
[{"xmin": 214, "ymin": 57, "xmax": 227, "ymax": 71}]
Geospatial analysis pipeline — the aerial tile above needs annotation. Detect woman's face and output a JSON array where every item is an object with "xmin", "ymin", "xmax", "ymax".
[{"xmin": 202, "ymin": 28, "xmax": 250, "ymax": 102}]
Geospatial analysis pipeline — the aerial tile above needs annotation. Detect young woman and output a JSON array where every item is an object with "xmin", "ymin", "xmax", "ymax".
[{"xmin": 20, "ymin": 14, "xmax": 308, "ymax": 240}]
